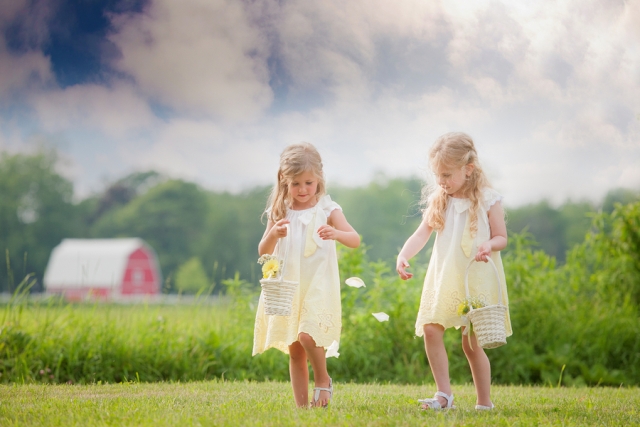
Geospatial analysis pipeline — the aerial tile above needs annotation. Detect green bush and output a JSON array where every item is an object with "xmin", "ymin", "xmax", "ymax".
[
  {"xmin": 175, "ymin": 257, "xmax": 211, "ymax": 294},
  {"xmin": 1, "ymin": 202, "xmax": 639, "ymax": 386}
]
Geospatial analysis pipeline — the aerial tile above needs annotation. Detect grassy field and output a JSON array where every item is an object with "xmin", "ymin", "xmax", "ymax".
[{"xmin": 1, "ymin": 381, "xmax": 639, "ymax": 426}]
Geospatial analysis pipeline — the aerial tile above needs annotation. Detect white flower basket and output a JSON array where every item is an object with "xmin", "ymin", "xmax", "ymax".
[
  {"xmin": 260, "ymin": 228, "xmax": 298, "ymax": 316},
  {"xmin": 464, "ymin": 257, "xmax": 507, "ymax": 349},
  {"xmin": 260, "ymin": 277, "xmax": 298, "ymax": 316}
]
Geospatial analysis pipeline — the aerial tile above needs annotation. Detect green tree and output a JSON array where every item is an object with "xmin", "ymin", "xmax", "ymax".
[
  {"xmin": 558, "ymin": 200, "xmax": 595, "ymax": 250},
  {"xmin": 91, "ymin": 180, "xmax": 208, "ymax": 290},
  {"xmin": 0, "ymin": 150, "xmax": 80, "ymax": 292},
  {"xmin": 175, "ymin": 257, "xmax": 210, "ymax": 294},
  {"xmin": 506, "ymin": 201, "xmax": 566, "ymax": 259},
  {"xmin": 199, "ymin": 187, "xmax": 269, "ymax": 288},
  {"xmin": 330, "ymin": 175, "xmax": 424, "ymax": 263},
  {"xmin": 578, "ymin": 201, "xmax": 640, "ymax": 304},
  {"xmin": 602, "ymin": 187, "xmax": 640, "ymax": 213},
  {"xmin": 76, "ymin": 171, "xmax": 166, "ymax": 232},
  {"xmin": 505, "ymin": 199, "xmax": 596, "ymax": 263}
]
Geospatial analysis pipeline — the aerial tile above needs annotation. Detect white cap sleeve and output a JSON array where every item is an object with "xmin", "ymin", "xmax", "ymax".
[
  {"xmin": 319, "ymin": 194, "xmax": 342, "ymax": 216},
  {"xmin": 482, "ymin": 188, "xmax": 503, "ymax": 210}
]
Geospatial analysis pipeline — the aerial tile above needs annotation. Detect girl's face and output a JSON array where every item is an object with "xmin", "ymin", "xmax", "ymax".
[
  {"xmin": 433, "ymin": 164, "xmax": 472, "ymax": 198},
  {"xmin": 288, "ymin": 170, "xmax": 319, "ymax": 209}
]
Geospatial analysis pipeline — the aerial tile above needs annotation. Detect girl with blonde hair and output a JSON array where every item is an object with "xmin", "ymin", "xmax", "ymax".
[
  {"xmin": 396, "ymin": 132, "xmax": 512, "ymax": 410},
  {"xmin": 253, "ymin": 142, "xmax": 360, "ymax": 408}
]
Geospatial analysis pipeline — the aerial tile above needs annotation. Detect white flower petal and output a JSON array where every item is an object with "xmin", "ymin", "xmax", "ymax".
[
  {"xmin": 345, "ymin": 277, "xmax": 366, "ymax": 288},
  {"xmin": 372, "ymin": 312, "xmax": 389, "ymax": 322},
  {"xmin": 325, "ymin": 340, "xmax": 340, "ymax": 358}
]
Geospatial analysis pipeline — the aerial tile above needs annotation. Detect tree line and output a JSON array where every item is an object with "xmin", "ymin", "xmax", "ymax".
[{"xmin": 1, "ymin": 149, "xmax": 638, "ymax": 293}]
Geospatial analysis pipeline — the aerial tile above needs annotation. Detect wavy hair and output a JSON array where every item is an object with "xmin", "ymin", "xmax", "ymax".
[
  {"xmin": 265, "ymin": 142, "xmax": 326, "ymax": 222},
  {"xmin": 420, "ymin": 132, "xmax": 490, "ymax": 237}
]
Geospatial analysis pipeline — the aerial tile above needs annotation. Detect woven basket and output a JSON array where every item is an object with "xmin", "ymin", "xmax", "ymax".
[
  {"xmin": 260, "ymin": 227, "xmax": 298, "ymax": 316},
  {"xmin": 464, "ymin": 257, "xmax": 507, "ymax": 349},
  {"xmin": 260, "ymin": 278, "xmax": 298, "ymax": 316}
]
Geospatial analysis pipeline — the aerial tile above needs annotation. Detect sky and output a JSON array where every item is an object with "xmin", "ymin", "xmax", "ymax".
[{"xmin": 0, "ymin": 0, "xmax": 639, "ymax": 207}]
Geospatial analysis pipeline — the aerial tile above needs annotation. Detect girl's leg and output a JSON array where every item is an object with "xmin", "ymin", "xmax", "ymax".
[
  {"xmin": 288, "ymin": 341, "xmax": 309, "ymax": 408},
  {"xmin": 298, "ymin": 332, "xmax": 332, "ymax": 407},
  {"xmin": 461, "ymin": 328, "xmax": 492, "ymax": 407},
  {"xmin": 423, "ymin": 323, "xmax": 452, "ymax": 406}
]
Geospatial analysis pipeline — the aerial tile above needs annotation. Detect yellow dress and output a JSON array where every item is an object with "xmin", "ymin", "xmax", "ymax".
[
  {"xmin": 415, "ymin": 188, "xmax": 512, "ymax": 337},
  {"xmin": 253, "ymin": 195, "xmax": 342, "ymax": 355}
]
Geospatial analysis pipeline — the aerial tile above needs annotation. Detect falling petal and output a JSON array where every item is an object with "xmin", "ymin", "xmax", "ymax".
[
  {"xmin": 372, "ymin": 312, "xmax": 389, "ymax": 322},
  {"xmin": 345, "ymin": 277, "xmax": 366, "ymax": 288},
  {"xmin": 325, "ymin": 340, "xmax": 340, "ymax": 358}
]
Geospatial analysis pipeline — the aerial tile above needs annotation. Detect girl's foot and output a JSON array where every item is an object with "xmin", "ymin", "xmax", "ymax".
[
  {"xmin": 418, "ymin": 391, "xmax": 455, "ymax": 410},
  {"xmin": 475, "ymin": 403, "xmax": 494, "ymax": 410},
  {"xmin": 310, "ymin": 378, "xmax": 332, "ymax": 408}
]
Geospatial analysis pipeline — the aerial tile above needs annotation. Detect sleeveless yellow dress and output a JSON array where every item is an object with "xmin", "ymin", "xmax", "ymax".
[
  {"xmin": 253, "ymin": 195, "xmax": 342, "ymax": 355},
  {"xmin": 415, "ymin": 188, "xmax": 512, "ymax": 337}
]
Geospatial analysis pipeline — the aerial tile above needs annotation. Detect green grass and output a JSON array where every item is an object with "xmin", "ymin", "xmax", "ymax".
[{"xmin": 1, "ymin": 382, "xmax": 638, "ymax": 426}]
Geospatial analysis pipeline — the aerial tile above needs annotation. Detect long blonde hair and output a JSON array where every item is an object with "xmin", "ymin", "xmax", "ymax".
[
  {"xmin": 265, "ymin": 142, "xmax": 326, "ymax": 222},
  {"xmin": 421, "ymin": 132, "xmax": 490, "ymax": 236}
]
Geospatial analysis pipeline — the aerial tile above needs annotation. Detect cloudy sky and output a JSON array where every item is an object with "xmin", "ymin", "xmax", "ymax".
[{"xmin": 1, "ymin": 0, "xmax": 638, "ymax": 207}]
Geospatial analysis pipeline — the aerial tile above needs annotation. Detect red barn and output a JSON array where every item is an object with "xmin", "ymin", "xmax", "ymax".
[{"xmin": 44, "ymin": 238, "xmax": 162, "ymax": 300}]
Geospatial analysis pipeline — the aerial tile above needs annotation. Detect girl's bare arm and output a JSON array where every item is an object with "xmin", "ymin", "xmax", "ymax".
[
  {"xmin": 318, "ymin": 209, "xmax": 360, "ymax": 248},
  {"xmin": 397, "ymin": 218, "xmax": 433, "ymax": 280},
  {"xmin": 258, "ymin": 218, "xmax": 290, "ymax": 255},
  {"xmin": 475, "ymin": 201, "xmax": 507, "ymax": 262}
]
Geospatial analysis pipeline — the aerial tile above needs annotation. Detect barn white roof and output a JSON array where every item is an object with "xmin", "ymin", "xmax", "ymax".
[{"xmin": 44, "ymin": 238, "xmax": 147, "ymax": 289}]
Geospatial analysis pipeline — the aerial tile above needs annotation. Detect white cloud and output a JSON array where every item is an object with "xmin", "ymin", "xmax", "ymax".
[
  {"xmin": 1, "ymin": 0, "xmax": 638, "ymax": 206},
  {"xmin": 0, "ymin": 49, "xmax": 52, "ymax": 98},
  {"xmin": 272, "ymin": 0, "xmax": 448, "ymax": 104},
  {"xmin": 0, "ymin": 0, "xmax": 57, "ymax": 47},
  {"xmin": 108, "ymin": 0, "xmax": 273, "ymax": 121},
  {"xmin": 0, "ymin": 0, "xmax": 54, "ymax": 98},
  {"xmin": 31, "ymin": 83, "xmax": 157, "ymax": 137},
  {"xmin": 136, "ymin": 118, "xmax": 280, "ymax": 191}
]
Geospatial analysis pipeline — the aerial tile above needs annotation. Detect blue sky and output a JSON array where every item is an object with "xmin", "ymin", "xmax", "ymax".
[{"xmin": 1, "ymin": 0, "xmax": 639, "ymax": 206}]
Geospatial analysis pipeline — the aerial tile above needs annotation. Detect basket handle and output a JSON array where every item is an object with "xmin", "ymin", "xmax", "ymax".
[
  {"xmin": 463, "ymin": 256, "xmax": 504, "ymax": 306},
  {"xmin": 275, "ymin": 224, "xmax": 290, "ymax": 280}
]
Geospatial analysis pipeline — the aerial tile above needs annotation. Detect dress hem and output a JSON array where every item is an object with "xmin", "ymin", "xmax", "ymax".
[
  {"xmin": 415, "ymin": 320, "xmax": 513, "ymax": 338},
  {"xmin": 253, "ymin": 336, "xmax": 338, "ymax": 356}
]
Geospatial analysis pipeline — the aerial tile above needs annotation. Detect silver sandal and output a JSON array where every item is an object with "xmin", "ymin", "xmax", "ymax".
[
  {"xmin": 475, "ymin": 403, "xmax": 494, "ymax": 410},
  {"xmin": 311, "ymin": 378, "xmax": 333, "ymax": 408},
  {"xmin": 418, "ymin": 391, "xmax": 455, "ymax": 410}
]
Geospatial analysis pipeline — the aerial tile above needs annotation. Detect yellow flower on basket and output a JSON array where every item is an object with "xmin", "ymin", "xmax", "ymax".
[
  {"xmin": 261, "ymin": 258, "xmax": 279, "ymax": 279},
  {"xmin": 457, "ymin": 297, "xmax": 486, "ymax": 317}
]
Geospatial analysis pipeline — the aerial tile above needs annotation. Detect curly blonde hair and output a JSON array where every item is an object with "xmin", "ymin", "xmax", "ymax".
[
  {"xmin": 265, "ymin": 143, "xmax": 326, "ymax": 222},
  {"xmin": 420, "ymin": 132, "xmax": 490, "ymax": 237}
]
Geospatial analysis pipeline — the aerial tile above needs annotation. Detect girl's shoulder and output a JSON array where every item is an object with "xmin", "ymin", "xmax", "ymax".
[
  {"xmin": 481, "ymin": 187, "xmax": 503, "ymax": 210},
  {"xmin": 318, "ymin": 194, "xmax": 342, "ymax": 216}
]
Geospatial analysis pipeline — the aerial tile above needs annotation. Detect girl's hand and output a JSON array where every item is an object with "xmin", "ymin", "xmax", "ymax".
[
  {"xmin": 271, "ymin": 219, "xmax": 290, "ymax": 238},
  {"xmin": 396, "ymin": 256, "xmax": 413, "ymax": 280},
  {"xmin": 317, "ymin": 224, "xmax": 337, "ymax": 240},
  {"xmin": 475, "ymin": 241, "xmax": 492, "ymax": 262},
  {"xmin": 326, "ymin": 209, "xmax": 360, "ymax": 248}
]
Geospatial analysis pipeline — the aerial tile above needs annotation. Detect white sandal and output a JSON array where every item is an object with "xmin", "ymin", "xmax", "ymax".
[
  {"xmin": 418, "ymin": 391, "xmax": 455, "ymax": 410},
  {"xmin": 311, "ymin": 378, "xmax": 332, "ymax": 408},
  {"xmin": 475, "ymin": 403, "xmax": 494, "ymax": 410}
]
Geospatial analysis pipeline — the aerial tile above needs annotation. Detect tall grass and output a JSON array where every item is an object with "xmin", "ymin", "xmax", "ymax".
[
  {"xmin": 0, "ymin": 289, "xmax": 291, "ymax": 384},
  {"xmin": 1, "ymin": 202, "xmax": 639, "ymax": 386}
]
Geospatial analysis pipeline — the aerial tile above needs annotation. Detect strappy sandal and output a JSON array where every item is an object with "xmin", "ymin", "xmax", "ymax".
[
  {"xmin": 311, "ymin": 377, "xmax": 333, "ymax": 408},
  {"xmin": 418, "ymin": 391, "xmax": 455, "ymax": 410},
  {"xmin": 475, "ymin": 403, "xmax": 494, "ymax": 410}
]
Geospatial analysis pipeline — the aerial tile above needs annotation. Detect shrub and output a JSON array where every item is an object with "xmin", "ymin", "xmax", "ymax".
[{"xmin": 1, "ymin": 202, "xmax": 639, "ymax": 386}]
